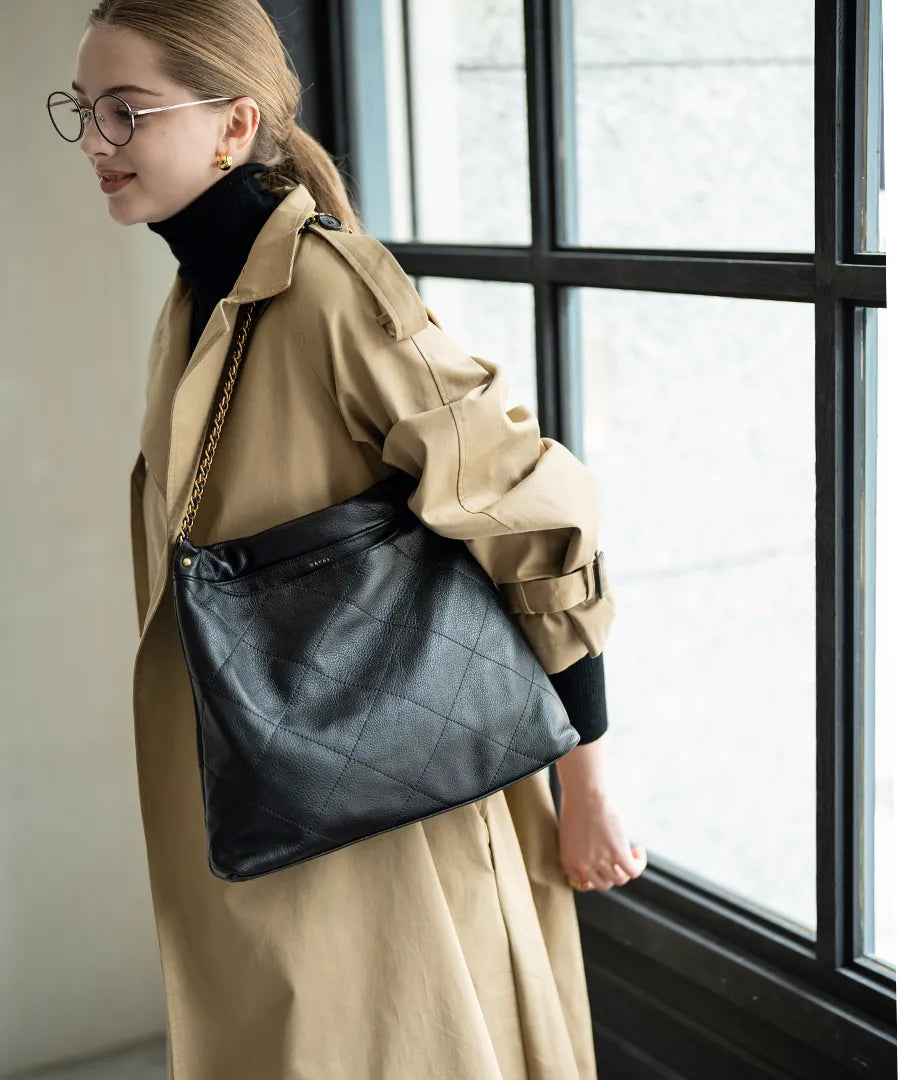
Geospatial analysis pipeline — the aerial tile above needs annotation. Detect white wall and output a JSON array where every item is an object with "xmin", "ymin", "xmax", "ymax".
[{"xmin": 1, "ymin": 2, "xmax": 176, "ymax": 1073}]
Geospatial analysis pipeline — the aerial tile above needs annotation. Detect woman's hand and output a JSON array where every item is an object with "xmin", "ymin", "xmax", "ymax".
[{"xmin": 555, "ymin": 739, "xmax": 647, "ymax": 891}]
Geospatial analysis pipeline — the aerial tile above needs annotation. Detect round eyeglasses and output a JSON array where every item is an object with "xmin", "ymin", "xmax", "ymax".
[{"xmin": 46, "ymin": 90, "xmax": 236, "ymax": 147}]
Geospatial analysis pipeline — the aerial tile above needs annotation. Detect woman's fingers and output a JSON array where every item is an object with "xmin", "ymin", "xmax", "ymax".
[
  {"xmin": 561, "ymin": 816, "xmax": 649, "ymax": 892},
  {"xmin": 568, "ymin": 846, "xmax": 648, "ymax": 891}
]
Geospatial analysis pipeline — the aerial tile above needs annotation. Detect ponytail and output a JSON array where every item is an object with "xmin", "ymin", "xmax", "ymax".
[{"xmin": 266, "ymin": 123, "xmax": 363, "ymax": 233}]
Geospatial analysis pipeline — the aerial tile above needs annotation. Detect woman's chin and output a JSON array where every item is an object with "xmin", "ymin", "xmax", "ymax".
[{"xmin": 105, "ymin": 196, "xmax": 149, "ymax": 227}]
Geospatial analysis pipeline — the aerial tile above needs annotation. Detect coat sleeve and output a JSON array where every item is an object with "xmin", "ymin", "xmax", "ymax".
[
  {"xmin": 548, "ymin": 652, "xmax": 608, "ymax": 742},
  {"xmin": 288, "ymin": 223, "xmax": 617, "ymax": 676}
]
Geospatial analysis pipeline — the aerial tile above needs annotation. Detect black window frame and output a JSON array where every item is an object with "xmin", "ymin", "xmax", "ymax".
[{"xmin": 281, "ymin": 0, "xmax": 894, "ymax": 1072}]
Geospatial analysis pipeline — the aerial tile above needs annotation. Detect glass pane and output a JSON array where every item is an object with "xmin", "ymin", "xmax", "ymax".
[
  {"xmin": 572, "ymin": 287, "xmax": 816, "ymax": 929},
  {"xmin": 858, "ymin": 306, "xmax": 895, "ymax": 967},
  {"xmin": 416, "ymin": 279, "xmax": 537, "ymax": 418},
  {"xmin": 347, "ymin": 0, "xmax": 531, "ymax": 244},
  {"xmin": 562, "ymin": 1, "xmax": 814, "ymax": 252},
  {"xmin": 854, "ymin": 0, "xmax": 885, "ymax": 252}
]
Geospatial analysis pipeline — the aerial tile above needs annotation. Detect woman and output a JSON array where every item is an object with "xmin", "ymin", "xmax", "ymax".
[{"xmin": 57, "ymin": 1, "xmax": 646, "ymax": 1076}]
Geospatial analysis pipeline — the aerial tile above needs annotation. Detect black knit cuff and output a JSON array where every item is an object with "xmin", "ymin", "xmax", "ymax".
[{"xmin": 547, "ymin": 651, "xmax": 608, "ymax": 744}]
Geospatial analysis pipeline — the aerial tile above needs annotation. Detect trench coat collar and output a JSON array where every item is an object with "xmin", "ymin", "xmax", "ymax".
[
  {"xmin": 226, "ymin": 178, "xmax": 318, "ymax": 302},
  {"xmin": 139, "ymin": 180, "xmax": 318, "ymax": 642}
]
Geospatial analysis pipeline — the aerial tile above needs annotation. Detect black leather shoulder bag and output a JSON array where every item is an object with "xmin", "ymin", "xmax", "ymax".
[{"xmin": 171, "ymin": 280, "xmax": 580, "ymax": 883}]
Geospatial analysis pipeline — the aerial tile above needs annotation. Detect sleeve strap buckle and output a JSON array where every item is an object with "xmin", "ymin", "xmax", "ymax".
[{"xmin": 500, "ymin": 550, "xmax": 604, "ymax": 615}]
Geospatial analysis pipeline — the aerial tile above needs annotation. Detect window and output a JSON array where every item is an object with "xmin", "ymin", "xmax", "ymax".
[
  {"xmin": 857, "ymin": 304, "xmax": 893, "ymax": 966},
  {"xmin": 346, "ymin": 0, "xmax": 531, "ymax": 243},
  {"xmin": 563, "ymin": 2, "xmax": 815, "ymax": 251},
  {"xmin": 572, "ymin": 287, "xmax": 818, "ymax": 931},
  {"xmin": 339, "ymin": 0, "xmax": 893, "ymax": 1071}
]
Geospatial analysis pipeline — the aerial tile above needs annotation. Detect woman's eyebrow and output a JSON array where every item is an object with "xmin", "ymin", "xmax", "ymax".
[{"xmin": 71, "ymin": 80, "xmax": 164, "ymax": 97}]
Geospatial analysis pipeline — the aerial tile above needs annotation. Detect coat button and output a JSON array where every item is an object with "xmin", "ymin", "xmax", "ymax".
[{"xmin": 316, "ymin": 214, "xmax": 343, "ymax": 230}]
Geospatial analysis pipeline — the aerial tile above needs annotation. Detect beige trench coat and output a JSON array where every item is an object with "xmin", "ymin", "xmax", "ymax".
[{"xmin": 129, "ymin": 179, "xmax": 616, "ymax": 1079}]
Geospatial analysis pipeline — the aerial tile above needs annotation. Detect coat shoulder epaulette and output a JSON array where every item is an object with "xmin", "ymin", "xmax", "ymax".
[{"xmin": 302, "ymin": 213, "xmax": 429, "ymax": 341}]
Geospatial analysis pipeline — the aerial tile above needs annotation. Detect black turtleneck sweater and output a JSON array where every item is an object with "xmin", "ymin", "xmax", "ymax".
[
  {"xmin": 147, "ymin": 162, "xmax": 283, "ymax": 354},
  {"xmin": 146, "ymin": 161, "xmax": 609, "ymax": 743}
]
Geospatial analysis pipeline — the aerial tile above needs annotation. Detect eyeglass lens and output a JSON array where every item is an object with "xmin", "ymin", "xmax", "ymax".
[{"xmin": 47, "ymin": 91, "xmax": 134, "ymax": 146}]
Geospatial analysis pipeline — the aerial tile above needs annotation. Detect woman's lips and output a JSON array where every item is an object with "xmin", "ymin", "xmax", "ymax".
[{"xmin": 100, "ymin": 173, "xmax": 136, "ymax": 194}]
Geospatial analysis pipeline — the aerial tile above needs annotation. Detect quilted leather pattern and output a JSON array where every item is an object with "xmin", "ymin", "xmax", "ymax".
[{"xmin": 172, "ymin": 468, "xmax": 580, "ymax": 882}]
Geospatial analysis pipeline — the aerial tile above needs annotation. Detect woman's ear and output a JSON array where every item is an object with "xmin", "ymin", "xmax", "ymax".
[{"xmin": 223, "ymin": 96, "xmax": 260, "ymax": 154}]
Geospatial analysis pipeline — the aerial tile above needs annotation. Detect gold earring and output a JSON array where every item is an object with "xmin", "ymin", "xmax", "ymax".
[{"xmin": 216, "ymin": 152, "xmax": 233, "ymax": 171}]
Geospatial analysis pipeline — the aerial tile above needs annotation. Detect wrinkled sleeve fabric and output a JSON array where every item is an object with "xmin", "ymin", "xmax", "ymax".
[{"xmin": 290, "ymin": 228, "xmax": 617, "ymax": 682}]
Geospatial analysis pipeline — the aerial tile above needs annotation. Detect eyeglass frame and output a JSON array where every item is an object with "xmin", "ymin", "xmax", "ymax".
[{"xmin": 46, "ymin": 89, "xmax": 237, "ymax": 146}]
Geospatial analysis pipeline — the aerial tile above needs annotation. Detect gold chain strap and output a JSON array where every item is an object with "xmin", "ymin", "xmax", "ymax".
[
  {"xmin": 175, "ymin": 212, "xmax": 320, "ymax": 548},
  {"xmin": 175, "ymin": 301, "xmax": 260, "ymax": 547}
]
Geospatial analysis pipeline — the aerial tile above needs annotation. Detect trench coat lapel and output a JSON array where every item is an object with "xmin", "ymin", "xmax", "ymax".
[{"xmin": 134, "ymin": 180, "xmax": 318, "ymax": 648}]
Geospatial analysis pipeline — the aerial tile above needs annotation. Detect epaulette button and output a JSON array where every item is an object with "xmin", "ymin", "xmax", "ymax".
[{"xmin": 316, "ymin": 214, "xmax": 343, "ymax": 230}]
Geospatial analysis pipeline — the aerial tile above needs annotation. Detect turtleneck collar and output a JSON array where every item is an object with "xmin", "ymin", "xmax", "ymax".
[
  {"xmin": 146, "ymin": 162, "xmax": 284, "ymax": 354},
  {"xmin": 147, "ymin": 161, "xmax": 282, "ymax": 290}
]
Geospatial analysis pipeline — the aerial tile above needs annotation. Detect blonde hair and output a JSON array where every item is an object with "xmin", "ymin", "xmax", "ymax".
[{"xmin": 87, "ymin": 0, "xmax": 363, "ymax": 231}]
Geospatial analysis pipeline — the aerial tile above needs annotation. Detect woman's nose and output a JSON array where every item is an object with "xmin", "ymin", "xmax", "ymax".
[{"xmin": 79, "ymin": 114, "xmax": 112, "ymax": 155}]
